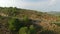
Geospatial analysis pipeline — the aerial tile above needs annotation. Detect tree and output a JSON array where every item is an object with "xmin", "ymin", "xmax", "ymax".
[
  {"xmin": 8, "ymin": 18, "xmax": 21, "ymax": 34},
  {"xmin": 29, "ymin": 25, "xmax": 36, "ymax": 34},
  {"xmin": 23, "ymin": 15, "xmax": 30, "ymax": 29}
]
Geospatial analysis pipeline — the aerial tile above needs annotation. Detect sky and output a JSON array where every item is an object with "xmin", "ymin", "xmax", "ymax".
[{"xmin": 0, "ymin": 0, "xmax": 60, "ymax": 12}]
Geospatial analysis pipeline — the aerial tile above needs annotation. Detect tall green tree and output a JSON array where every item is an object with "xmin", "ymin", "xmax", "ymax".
[{"xmin": 8, "ymin": 18, "xmax": 21, "ymax": 34}]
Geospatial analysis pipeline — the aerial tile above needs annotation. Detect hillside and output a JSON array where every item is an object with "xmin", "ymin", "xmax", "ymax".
[
  {"xmin": 0, "ymin": 7, "xmax": 60, "ymax": 34},
  {"xmin": 47, "ymin": 11, "xmax": 60, "ymax": 16},
  {"xmin": 0, "ymin": 7, "xmax": 58, "ymax": 22}
]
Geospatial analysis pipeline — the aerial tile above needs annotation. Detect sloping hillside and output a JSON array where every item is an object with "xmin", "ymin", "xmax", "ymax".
[
  {"xmin": 0, "ymin": 7, "xmax": 60, "ymax": 34},
  {"xmin": 47, "ymin": 11, "xmax": 60, "ymax": 16},
  {"xmin": 0, "ymin": 7, "xmax": 58, "ymax": 22}
]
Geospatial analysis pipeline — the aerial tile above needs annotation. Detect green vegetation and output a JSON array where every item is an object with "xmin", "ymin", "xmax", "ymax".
[
  {"xmin": 40, "ymin": 30, "xmax": 56, "ymax": 34},
  {"xmin": 19, "ymin": 27, "xmax": 27, "ymax": 34},
  {"xmin": 53, "ymin": 23, "xmax": 60, "ymax": 26},
  {"xmin": 0, "ymin": 7, "xmax": 60, "ymax": 34}
]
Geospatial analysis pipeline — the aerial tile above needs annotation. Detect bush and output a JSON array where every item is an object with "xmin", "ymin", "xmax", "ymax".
[
  {"xmin": 19, "ymin": 27, "xmax": 27, "ymax": 34},
  {"xmin": 29, "ymin": 25, "xmax": 36, "ymax": 34},
  {"xmin": 40, "ymin": 30, "xmax": 57, "ymax": 34}
]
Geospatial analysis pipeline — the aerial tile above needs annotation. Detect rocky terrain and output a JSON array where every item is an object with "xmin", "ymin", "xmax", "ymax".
[{"xmin": 0, "ymin": 7, "xmax": 60, "ymax": 34}]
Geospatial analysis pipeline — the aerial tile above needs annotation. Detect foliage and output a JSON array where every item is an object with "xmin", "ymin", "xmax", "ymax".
[
  {"xmin": 29, "ymin": 25, "xmax": 36, "ymax": 34},
  {"xmin": 19, "ymin": 27, "xmax": 27, "ymax": 34},
  {"xmin": 0, "ymin": 7, "xmax": 60, "ymax": 34},
  {"xmin": 40, "ymin": 30, "xmax": 56, "ymax": 34},
  {"xmin": 8, "ymin": 18, "xmax": 21, "ymax": 34},
  {"xmin": 53, "ymin": 23, "xmax": 60, "ymax": 26}
]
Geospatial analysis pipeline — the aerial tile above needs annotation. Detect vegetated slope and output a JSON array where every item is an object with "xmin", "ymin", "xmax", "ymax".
[
  {"xmin": 0, "ymin": 7, "xmax": 59, "ymax": 27},
  {"xmin": 0, "ymin": 7, "xmax": 58, "ymax": 21},
  {"xmin": 0, "ymin": 7, "xmax": 60, "ymax": 34},
  {"xmin": 47, "ymin": 11, "xmax": 60, "ymax": 16}
]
